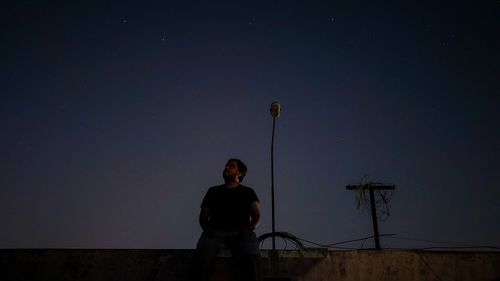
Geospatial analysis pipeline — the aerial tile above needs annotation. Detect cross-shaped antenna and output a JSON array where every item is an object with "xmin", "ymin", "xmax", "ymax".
[{"xmin": 346, "ymin": 182, "xmax": 396, "ymax": 249}]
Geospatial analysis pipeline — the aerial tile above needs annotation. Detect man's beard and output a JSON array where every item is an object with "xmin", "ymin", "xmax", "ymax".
[{"xmin": 223, "ymin": 174, "xmax": 237, "ymax": 182}]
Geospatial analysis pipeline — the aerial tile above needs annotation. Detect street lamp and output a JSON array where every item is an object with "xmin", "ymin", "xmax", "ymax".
[{"xmin": 270, "ymin": 101, "xmax": 280, "ymax": 250}]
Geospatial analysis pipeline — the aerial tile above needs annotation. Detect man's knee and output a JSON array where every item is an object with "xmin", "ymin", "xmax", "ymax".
[
  {"xmin": 196, "ymin": 232, "xmax": 219, "ymax": 250},
  {"xmin": 232, "ymin": 232, "xmax": 260, "ymax": 255}
]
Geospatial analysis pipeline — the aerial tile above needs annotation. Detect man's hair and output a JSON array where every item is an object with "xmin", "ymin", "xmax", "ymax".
[{"xmin": 227, "ymin": 158, "xmax": 247, "ymax": 183}]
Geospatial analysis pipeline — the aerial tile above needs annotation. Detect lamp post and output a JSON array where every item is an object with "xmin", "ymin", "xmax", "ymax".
[
  {"xmin": 258, "ymin": 102, "xmax": 302, "ymax": 251},
  {"xmin": 270, "ymin": 101, "xmax": 280, "ymax": 250}
]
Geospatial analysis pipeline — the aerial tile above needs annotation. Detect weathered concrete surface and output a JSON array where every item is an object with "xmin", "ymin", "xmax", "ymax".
[
  {"xmin": 272, "ymin": 250, "xmax": 500, "ymax": 281},
  {"xmin": 1, "ymin": 249, "xmax": 499, "ymax": 281}
]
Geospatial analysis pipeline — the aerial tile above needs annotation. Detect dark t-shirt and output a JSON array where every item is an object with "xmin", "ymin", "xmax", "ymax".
[{"xmin": 201, "ymin": 184, "xmax": 259, "ymax": 232}]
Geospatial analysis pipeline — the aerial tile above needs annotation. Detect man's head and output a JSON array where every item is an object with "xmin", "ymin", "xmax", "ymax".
[{"xmin": 223, "ymin": 158, "xmax": 247, "ymax": 183}]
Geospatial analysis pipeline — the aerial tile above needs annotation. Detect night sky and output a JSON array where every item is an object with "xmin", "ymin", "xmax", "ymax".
[{"xmin": 1, "ymin": 0, "xmax": 499, "ymax": 250}]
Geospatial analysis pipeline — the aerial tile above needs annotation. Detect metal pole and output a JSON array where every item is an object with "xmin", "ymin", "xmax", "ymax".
[
  {"xmin": 271, "ymin": 117, "xmax": 276, "ymax": 250},
  {"xmin": 369, "ymin": 186, "xmax": 381, "ymax": 249}
]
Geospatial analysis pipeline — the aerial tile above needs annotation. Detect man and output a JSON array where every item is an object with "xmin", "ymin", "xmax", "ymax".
[{"xmin": 191, "ymin": 159, "xmax": 262, "ymax": 281}]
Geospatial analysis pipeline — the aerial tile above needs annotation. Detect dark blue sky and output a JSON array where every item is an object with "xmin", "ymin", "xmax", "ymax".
[{"xmin": 1, "ymin": 0, "xmax": 499, "ymax": 249}]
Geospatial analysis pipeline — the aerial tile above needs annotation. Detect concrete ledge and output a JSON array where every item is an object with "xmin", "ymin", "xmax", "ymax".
[
  {"xmin": 260, "ymin": 248, "xmax": 328, "ymax": 258},
  {"xmin": 217, "ymin": 248, "xmax": 328, "ymax": 258},
  {"xmin": 1, "ymin": 249, "xmax": 499, "ymax": 281}
]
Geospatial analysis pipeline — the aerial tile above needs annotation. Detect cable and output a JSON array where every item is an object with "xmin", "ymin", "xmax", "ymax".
[
  {"xmin": 324, "ymin": 234, "xmax": 396, "ymax": 247},
  {"xmin": 293, "ymin": 234, "xmax": 396, "ymax": 250},
  {"xmin": 258, "ymin": 232, "xmax": 304, "ymax": 250},
  {"xmin": 263, "ymin": 232, "xmax": 499, "ymax": 252},
  {"xmin": 281, "ymin": 236, "xmax": 289, "ymax": 250},
  {"xmin": 360, "ymin": 238, "xmax": 366, "ymax": 249},
  {"xmin": 387, "ymin": 236, "xmax": 500, "ymax": 250},
  {"xmin": 287, "ymin": 233, "xmax": 500, "ymax": 252}
]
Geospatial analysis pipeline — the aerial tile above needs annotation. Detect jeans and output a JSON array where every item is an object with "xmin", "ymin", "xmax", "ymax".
[{"xmin": 191, "ymin": 230, "xmax": 262, "ymax": 281}]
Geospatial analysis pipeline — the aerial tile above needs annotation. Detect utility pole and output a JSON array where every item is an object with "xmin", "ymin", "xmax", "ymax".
[{"xmin": 346, "ymin": 183, "xmax": 395, "ymax": 250}]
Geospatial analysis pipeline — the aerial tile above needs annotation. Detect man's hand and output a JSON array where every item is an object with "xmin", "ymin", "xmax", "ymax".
[
  {"xmin": 239, "ymin": 224, "xmax": 254, "ymax": 237},
  {"xmin": 203, "ymin": 228, "xmax": 215, "ymax": 238}
]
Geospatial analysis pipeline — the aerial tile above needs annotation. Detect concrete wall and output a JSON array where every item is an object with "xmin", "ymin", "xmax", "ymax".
[
  {"xmin": 267, "ymin": 250, "xmax": 500, "ymax": 281},
  {"xmin": 1, "ymin": 249, "xmax": 499, "ymax": 281}
]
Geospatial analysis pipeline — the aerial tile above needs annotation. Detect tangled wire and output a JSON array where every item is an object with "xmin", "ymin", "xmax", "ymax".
[{"xmin": 355, "ymin": 175, "xmax": 395, "ymax": 221}]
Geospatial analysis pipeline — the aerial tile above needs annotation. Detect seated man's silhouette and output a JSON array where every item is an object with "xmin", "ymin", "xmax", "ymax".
[{"xmin": 191, "ymin": 159, "xmax": 261, "ymax": 281}]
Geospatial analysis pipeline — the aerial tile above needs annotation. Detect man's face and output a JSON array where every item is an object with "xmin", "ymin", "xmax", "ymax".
[{"xmin": 223, "ymin": 161, "xmax": 240, "ymax": 181}]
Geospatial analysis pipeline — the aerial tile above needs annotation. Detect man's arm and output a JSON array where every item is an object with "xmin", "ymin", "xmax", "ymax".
[
  {"xmin": 249, "ymin": 201, "xmax": 261, "ymax": 230},
  {"xmin": 241, "ymin": 201, "xmax": 261, "ymax": 236},
  {"xmin": 199, "ymin": 207, "xmax": 210, "ymax": 231}
]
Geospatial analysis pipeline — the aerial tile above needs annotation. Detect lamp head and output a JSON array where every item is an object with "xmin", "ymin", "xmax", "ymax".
[{"xmin": 270, "ymin": 101, "xmax": 281, "ymax": 118}]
